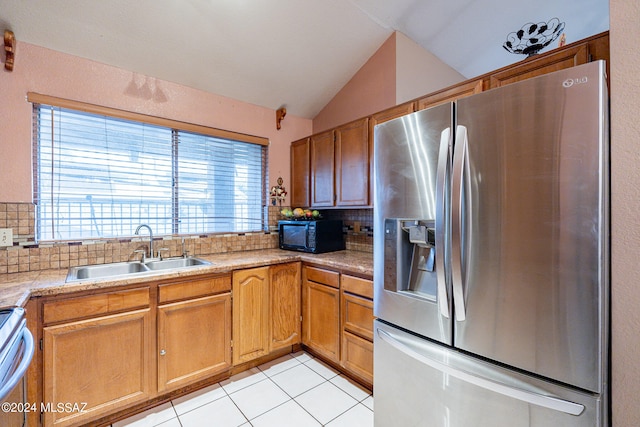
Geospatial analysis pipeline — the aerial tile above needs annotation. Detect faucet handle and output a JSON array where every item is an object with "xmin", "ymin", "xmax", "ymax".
[
  {"xmin": 181, "ymin": 237, "xmax": 190, "ymax": 258},
  {"xmin": 133, "ymin": 249, "xmax": 146, "ymax": 263},
  {"xmin": 158, "ymin": 248, "xmax": 169, "ymax": 261}
]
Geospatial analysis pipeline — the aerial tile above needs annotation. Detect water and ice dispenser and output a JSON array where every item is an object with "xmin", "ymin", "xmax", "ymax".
[{"xmin": 384, "ymin": 218, "xmax": 438, "ymax": 300}]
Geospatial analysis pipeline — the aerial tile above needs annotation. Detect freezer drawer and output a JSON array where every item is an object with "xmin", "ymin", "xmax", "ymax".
[{"xmin": 374, "ymin": 321, "xmax": 606, "ymax": 427}]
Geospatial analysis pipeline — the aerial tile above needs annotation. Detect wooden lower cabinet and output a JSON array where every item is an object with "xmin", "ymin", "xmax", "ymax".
[
  {"xmin": 269, "ymin": 262, "xmax": 301, "ymax": 351},
  {"xmin": 233, "ymin": 263, "xmax": 302, "ymax": 365},
  {"xmin": 157, "ymin": 292, "xmax": 231, "ymax": 392},
  {"xmin": 232, "ymin": 266, "xmax": 271, "ymax": 365},
  {"xmin": 43, "ymin": 308, "xmax": 153, "ymax": 427},
  {"xmin": 340, "ymin": 274, "xmax": 374, "ymax": 386},
  {"xmin": 302, "ymin": 266, "xmax": 341, "ymax": 363},
  {"xmin": 39, "ymin": 275, "xmax": 233, "ymax": 427},
  {"xmin": 341, "ymin": 331, "xmax": 374, "ymax": 385}
]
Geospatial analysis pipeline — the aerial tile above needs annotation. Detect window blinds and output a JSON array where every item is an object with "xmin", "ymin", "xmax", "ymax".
[{"xmin": 33, "ymin": 102, "xmax": 267, "ymax": 241}]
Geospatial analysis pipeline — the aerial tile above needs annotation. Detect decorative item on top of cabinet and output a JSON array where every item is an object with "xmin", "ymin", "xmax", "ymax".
[
  {"xmin": 42, "ymin": 288, "xmax": 153, "ymax": 427},
  {"xmin": 502, "ymin": 17, "xmax": 565, "ymax": 57},
  {"xmin": 157, "ymin": 276, "xmax": 232, "ymax": 393},
  {"xmin": 417, "ymin": 79, "xmax": 483, "ymax": 111},
  {"xmin": 232, "ymin": 266, "xmax": 270, "ymax": 365},
  {"xmin": 302, "ymin": 266, "xmax": 341, "ymax": 363},
  {"xmin": 290, "ymin": 138, "xmax": 310, "ymax": 207},
  {"xmin": 269, "ymin": 262, "xmax": 301, "ymax": 351}
]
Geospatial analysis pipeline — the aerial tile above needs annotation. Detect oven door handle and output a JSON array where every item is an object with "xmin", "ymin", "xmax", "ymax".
[{"xmin": 0, "ymin": 326, "xmax": 34, "ymax": 401}]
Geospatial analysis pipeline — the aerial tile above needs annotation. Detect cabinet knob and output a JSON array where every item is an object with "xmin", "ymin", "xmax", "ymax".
[{"xmin": 160, "ymin": 349, "xmax": 166, "ymax": 356}]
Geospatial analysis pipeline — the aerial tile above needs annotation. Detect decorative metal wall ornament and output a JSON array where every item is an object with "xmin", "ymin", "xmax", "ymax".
[{"xmin": 503, "ymin": 18, "xmax": 565, "ymax": 57}]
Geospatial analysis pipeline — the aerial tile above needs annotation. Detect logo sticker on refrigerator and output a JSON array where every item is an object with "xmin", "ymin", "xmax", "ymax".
[{"xmin": 563, "ymin": 77, "xmax": 588, "ymax": 88}]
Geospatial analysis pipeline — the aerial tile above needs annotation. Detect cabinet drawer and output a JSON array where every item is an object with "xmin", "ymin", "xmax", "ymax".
[
  {"xmin": 158, "ymin": 274, "xmax": 231, "ymax": 303},
  {"xmin": 43, "ymin": 287, "xmax": 150, "ymax": 324},
  {"xmin": 304, "ymin": 266, "xmax": 339, "ymax": 288},
  {"xmin": 341, "ymin": 274, "xmax": 373, "ymax": 299},
  {"xmin": 342, "ymin": 292, "xmax": 374, "ymax": 341},
  {"xmin": 341, "ymin": 330, "xmax": 373, "ymax": 385}
]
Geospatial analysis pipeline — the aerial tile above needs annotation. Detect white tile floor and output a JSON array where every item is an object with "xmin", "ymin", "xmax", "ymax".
[{"xmin": 111, "ymin": 352, "xmax": 373, "ymax": 427}]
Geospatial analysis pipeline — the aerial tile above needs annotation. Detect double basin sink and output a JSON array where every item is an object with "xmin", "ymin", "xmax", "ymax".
[{"xmin": 66, "ymin": 257, "xmax": 212, "ymax": 282}]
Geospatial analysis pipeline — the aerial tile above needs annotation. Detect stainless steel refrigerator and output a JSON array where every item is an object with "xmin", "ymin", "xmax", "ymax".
[{"xmin": 373, "ymin": 60, "xmax": 609, "ymax": 427}]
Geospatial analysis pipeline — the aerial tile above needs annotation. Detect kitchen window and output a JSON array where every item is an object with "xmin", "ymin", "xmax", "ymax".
[{"xmin": 30, "ymin": 93, "xmax": 268, "ymax": 241}]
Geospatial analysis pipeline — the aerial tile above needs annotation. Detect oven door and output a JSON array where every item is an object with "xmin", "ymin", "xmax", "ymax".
[{"xmin": 0, "ymin": 313, "xmax": 35, "ymax": 427}]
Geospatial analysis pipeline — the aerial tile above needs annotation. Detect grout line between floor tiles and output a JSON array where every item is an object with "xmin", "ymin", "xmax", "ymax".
[{"xmin": 118, "ymin": 352, "xmax": 374, "ymax": 427}]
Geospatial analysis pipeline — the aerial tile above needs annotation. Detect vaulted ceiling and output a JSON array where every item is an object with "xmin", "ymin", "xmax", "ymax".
[{"xmin": 1, "ymin": 0, "xmax": 609, "ymax": 118}]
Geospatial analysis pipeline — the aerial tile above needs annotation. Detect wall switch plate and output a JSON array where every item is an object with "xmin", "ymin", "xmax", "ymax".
[{"xmin": 0, "ymin": 228, "xmax": 13, "ymax": 247}]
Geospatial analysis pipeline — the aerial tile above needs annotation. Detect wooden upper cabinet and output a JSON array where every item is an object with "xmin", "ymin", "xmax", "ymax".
[
  {"xmin": 335, "ymin": 117, "xmax": 369, "ymax": 206},
  {"xmin": 489, "ymin": 43, "xmax": 589, "ymax": 88},
  {"xmin": 292, "ymin": 32, "xmax": 608, "ymax": 210},
  {"xmin": 417, "ymin": 79, "xmax": 483, "ymax": 111},
  {"xmin": 290, "ymin": 138, "xmax": 310, "ymax": 207},
  {"xmin": 310, "ymin": 130, "xmax": 335, "ymax": 207},
  {"xmin": 370, "ymin": 102, "xmax": 415, "ymax": 129}
]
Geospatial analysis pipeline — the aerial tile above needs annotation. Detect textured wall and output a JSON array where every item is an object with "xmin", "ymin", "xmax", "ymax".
[
  {"xmin": 610, "ymin": 0, "xmax": 640, "ymax": 425},
  {"xmin": 312, "ymin": 33, "xmax": 396, "ymax": 133}
]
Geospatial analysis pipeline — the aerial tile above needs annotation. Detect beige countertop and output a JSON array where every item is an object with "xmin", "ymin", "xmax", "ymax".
[{"xmin": 0, "ymin": 249, "xmax": 373, "ymax": 309}]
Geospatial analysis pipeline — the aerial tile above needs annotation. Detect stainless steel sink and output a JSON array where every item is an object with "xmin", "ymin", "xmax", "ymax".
[
  {"xmin": 66, "ymin": 257, "xmax": 212, "ymax": 282},
  {"xmin": 145, "ymin": 257, "xmax": 210, "ymax": 270}
]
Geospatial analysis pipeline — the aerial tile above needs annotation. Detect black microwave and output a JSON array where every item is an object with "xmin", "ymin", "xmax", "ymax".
[{"xmin": 278, "ymin": 220, "xmax": 345, "ymax": 253}]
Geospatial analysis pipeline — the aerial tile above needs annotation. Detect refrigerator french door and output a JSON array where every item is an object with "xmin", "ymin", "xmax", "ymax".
[{"xmin": 373, "ymin": 61, "xmax": 609, "ymax": 426}]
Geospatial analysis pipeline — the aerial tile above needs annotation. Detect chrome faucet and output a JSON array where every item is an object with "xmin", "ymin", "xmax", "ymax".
[{"xmin": 135, "ymin": 224, "xmax": 154, "ymax": 259}]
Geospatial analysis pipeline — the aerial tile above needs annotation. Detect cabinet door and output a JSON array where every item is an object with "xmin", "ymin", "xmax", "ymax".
[
  {"xmin": 310, "ymin": 130, "xmax": 335, "ymax": 207},
  {"xmin": 157, "ymin": 293, "xmax": 231, "ymax": 392},
  {"xmin": 341, "ymin": 292, "xmax": 374, "ymax": 341},
  {"xmin": 489, "ymin": 43, "xmax": 589, "ymax": 88},
  {"xmin": 342, "ymin": 331, "xmax": 373, "ymax": 386},
  {"xmin": 370, "ymin": 102, "xmax": 416, "ymax": 127},
  {"xmin": 417, "ymin": 79, "xmax": 483, "ymax": 111},
  {"xmin": 335, "ymin": 118, "xmax": 369, "ymax": 206},
  {"xmin": 290, "ymin": 138, "xmax": 310, "ymax": 207},
  {"xmin": 302, "ymin": 276, "xmax": 340, "ymax": 363},
  {"xmin": 270, "ymin": 262, "xmax": 301, "ymax": 351},
  {"xmin": 0, "ymin": 379, "xmax": 24, "ymax": 427},
  {"xmin": 232, "ymin": 266, "xmax": 270, "ymax": 365},
  {"xmin": 43, "ymin": 309, "xmax": 152, "ymax": 427}
]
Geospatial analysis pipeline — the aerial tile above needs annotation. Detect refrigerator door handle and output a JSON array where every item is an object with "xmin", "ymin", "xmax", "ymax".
[
  {"xmin": 451, "ymin": 125, "xmax": 467, "ymax": 321},
  {"xmin": 435, "ymin": 127, "xmax": 451, "ymax": 318},
  {"xmin": 377, "ymin": 328, "xmax": 585, "ymax": 416}
]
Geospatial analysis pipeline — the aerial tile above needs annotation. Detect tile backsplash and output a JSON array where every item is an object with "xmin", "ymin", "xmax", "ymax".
[{"xmin": 0, "ymin": 203, "xmax": 372, "ymax": 274}]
